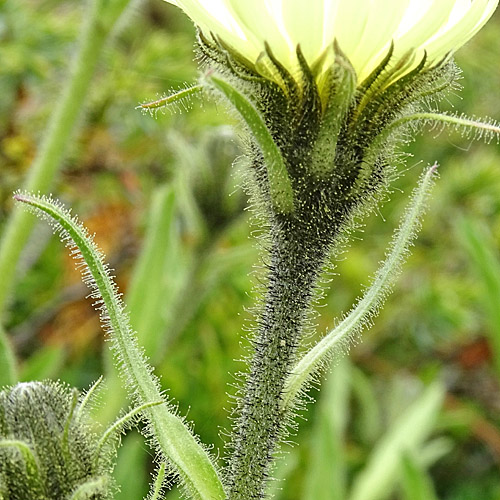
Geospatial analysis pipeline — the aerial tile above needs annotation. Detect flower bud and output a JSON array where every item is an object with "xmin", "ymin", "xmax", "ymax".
[
  {"xmin": 191, "ymin": 127, "xmax": 247, "ymax": 231},
  {"xmin": 0, "ymin": 381, "xmax": 114, "ymax": 499}
]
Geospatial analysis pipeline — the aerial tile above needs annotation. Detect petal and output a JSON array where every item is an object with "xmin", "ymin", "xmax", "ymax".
[
  {"xmin": 225, "ymin": 0, "xmax": 295, "ymax": 68},
  {"xmin": 350, "ymin": 0, "xmax": 412, "ymax": 81},
  {"xmin": 423, "ymin": 0, "xmax": 498, "ymax": 62},
  {"xmin": 397, "ymin": 0, "xmax": 435, "ymax": 34},
  {"xmin": 321, "ymin": 0, "xmax": 340, "ymax": 48},
  {"xmin": 334, "ymin": 0, "xmax": 371, "ymax": 57},
  {"xmin": 448, "ymin": 0, "xmax": 473, "ymax": 25},
  {"xmin": 393, "ymin": 0, "xmax": 457, "ymax": 59},
  {"xmin": 281, "ymin": 0, "xmax": 333, "ymax": 64},
  {"xmin": 164, "ymin": 0, "xmax": 253, "ymax": 58}
]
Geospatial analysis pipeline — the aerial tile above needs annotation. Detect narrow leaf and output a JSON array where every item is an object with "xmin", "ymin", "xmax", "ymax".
[
  {"xmin": 95, "ymin": 401, "xmax": 163, "ymax": 470},
  {"xmin": 14, "ymin": 193, "xmax": 225, "ymax": 500},
  {"xmin": 0, "ymin": 325, "xmax": 17, "ymax": 386},
  {"xmin": 391, "ymin": 112, "xmax": 500, "ymax": 144},
  {"xmin": 147, "ymin": 462, "xmax": 167, "ymax": 500},
  {"xmin": 137, "ymin": 85, "xmax": 203, "ymax": 112},
  {"xmin": 351, "ymin": 367, "xmax": 381, "ymax": 444},
  {"xmin": 302, "ymin": 357, "xmax": 351, "ymax": 500},
  {"xmin": 457, "ymin": 215, "xmax": 500, "ymax": 378},
  {"xmin": 19, "ymin": 345, "xmax": 64, "ymax": 383},
  {"xmin": 0, "ymin": 439, "xmax": 42, "ymax": 485},
  {"xmin": 76, "ymin": 376, "xmax": 104, "ymax": 422},
  {"xmin": 400, "ymin": 454, "xmax": 439, "ymax": 500},
  {"xmin": 283, "ymin": 165, "xmax": 438, "ymax": 411},
  {"xmin": 68, "ymin": 477, "xmax": 109, "ymax": 500},
  {"xmin": 127, "ymin": 186, "xmax": 177, "ymax": 357}
]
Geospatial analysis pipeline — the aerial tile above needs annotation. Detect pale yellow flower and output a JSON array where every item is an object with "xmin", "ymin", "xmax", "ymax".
[{"xmin": 163, "ymin": 0, "xmax": 498, "ymax": 83}]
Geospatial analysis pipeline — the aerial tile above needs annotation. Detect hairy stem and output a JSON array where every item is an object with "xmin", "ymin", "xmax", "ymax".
[
  {"xmin": 226, "ymin": 226, "xmax": 328, "ymax": 499},
  {"xmin": 281, "ymin": 165, "xmax": 438, "ymax": 414}
]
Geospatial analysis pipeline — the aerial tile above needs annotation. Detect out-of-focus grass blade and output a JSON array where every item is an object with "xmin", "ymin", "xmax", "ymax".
[
  {"xmin": 168, "ymin": 132, "xmax": 206, "ymax": 239},
  {"xmin": 0, "ymin": 324, "xmax": 17, "ymax": 386},
  {"xmin": 127, "ymin": 185, "xmax": 177, "ymax": 358},
  {"xmin": 351, "ymin": 366, "xmax": 381, "ymax": 445},
  {"xmin": 349, "ymin": 381, "xmax": 444, "ymax": 500},
  {"xmin": 400, "ymin": 453, "xmax": 439, "ymax": 500},
  {"xmin": 456, "ymin": 215, "xmax": 500, "ymax": 378},
  {"xmin": 418, "ymin": 437, "xmax": 453, "ymax": 467},
  {"xmin": 265, "ymin": 448, "xmax": 300, "ymax": 500},
  {"xmin": 302, "ymin": 356, "xmax": 351, "ymax": 500},
  {"xmin": 114, "ymin": 432, "xmax": 149, "ymax": 500},
  {"xmin": 20, "ymin": 345, "xmax": 64, "ymax": 382}
]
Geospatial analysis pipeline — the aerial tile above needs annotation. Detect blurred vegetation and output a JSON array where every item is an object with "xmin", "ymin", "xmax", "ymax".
[{"xmin": 1, "ymin": 1, "xmax": 500, "ymax": 498}]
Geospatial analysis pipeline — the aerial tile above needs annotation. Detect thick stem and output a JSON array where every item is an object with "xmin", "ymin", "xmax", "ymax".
[{"xmin": 226, "ymin": 225, "xmax": 328, "ymax": 499}]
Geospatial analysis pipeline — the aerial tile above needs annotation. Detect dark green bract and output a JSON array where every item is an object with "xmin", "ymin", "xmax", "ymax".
[{"xmin": 201, "ymin": 34, "xmax": 458, "ymax": 227}]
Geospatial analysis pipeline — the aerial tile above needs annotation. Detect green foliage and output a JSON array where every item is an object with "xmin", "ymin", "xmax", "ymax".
[
  {"xmin": 349, "ymin": 381, "xmax": 444, "ymax": 500},
  {"xmin": 1, "ymin": 2, "xmax": 500, "ymax": 499},
  {"xmin": 283, "ymin": 165, "xmax": 438, "ymax": 413},
  {"xmin": 400, "ymin": 454, "xmax": 439, "ymax": 500},
  {"xmin": 113, "ymin": 433, "xmax": 149, "ymax": 500},
  {"xmin": 457, "ymin": 215, "xmax": 500, "ymax": 378},
  {"xmin": 301, "ymin": 357, "xmax": 351, "ymax": 500},
  {"xmin": 200, "ymin": 25, "xmax": 466, "ymax": 499}
]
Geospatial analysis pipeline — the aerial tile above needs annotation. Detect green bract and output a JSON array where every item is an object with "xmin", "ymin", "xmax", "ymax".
[{"xmin": 163, "ymin": 0, "xmax": 498, "ymax": 85}]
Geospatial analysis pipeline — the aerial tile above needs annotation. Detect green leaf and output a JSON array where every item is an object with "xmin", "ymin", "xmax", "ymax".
[
  {"xmin": 0, "ymin": 439, "xmax": 42, "ymax": 488},
  {"xmin": 0, "ymin": 0, "xmax": 133, "ymax": 320},
  {"xmin": 0, "ymin": 325, "xmax": 17, "ymax": 386},
  {"xmin": 14, "ymin": 193, "xmax": 225, "ymax": 500},
  {"xmin": 20, "ymin": 345, "xmax": 64, "ymax": 382},
  {"xmin": 114, "ymin": 432, "xmax": 149, "ymax": 500},
  {"xmin": 400, "ymin": 454, "xmax": 439, "ymax": 500},
  {"xmin": 351, "ymin": 367, "xmax": 381, "ymax": 445},
  {"xmin": 311, "ymin": 46, "xmax": 357, "ymax": 178},
  {"xmin": 98, "ymin": 186, "xmax": 179, "ymax": 427},
  {"xmin": 302, "ymin": 357, "xmax": 351, "ymax": 500},
  {"xmin": 68, "ymin": 477, "xmax": 110, "ymax": 500},
  {"xmin": 348, "ymin": 382, "xmax": 444, "ymax": 500},
  {"xmin": 456, "ymin": 215, "xmax": 500, "ymax": 379},
  {"xmin": 127, "ymin": 186, "xmax": 177, "ymax": 358},
  {"xmin": 390, "ymin": 112, "xmax": 500, "ymax": 144},
  {"xmin": 138, "ymin": 85, "xmax": 203, "ymax": 111},
  {"xmin": 95, "ymin": 401, "xmax": 163, "ymax": 471},
  {"xmin": 282, "ymin": 165, "xmax": 438, "ymax": 412},
  {"xmin": 147, "ymin": 462, "xmax": 167, "ymax": 500}
]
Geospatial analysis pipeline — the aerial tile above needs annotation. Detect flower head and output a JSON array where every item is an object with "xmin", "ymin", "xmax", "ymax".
[
  {"xmin": 164, "ymin": 0, "xmax": 497, "ymax": 84},
  {"xmin": 161, "ymin": 0, "xmax": 498, "ymax": 222}
]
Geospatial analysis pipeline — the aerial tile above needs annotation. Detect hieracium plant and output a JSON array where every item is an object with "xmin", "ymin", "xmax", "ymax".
[{"xmin": 2, "ymin": 1, "xmax": 499, "ymax": 499}]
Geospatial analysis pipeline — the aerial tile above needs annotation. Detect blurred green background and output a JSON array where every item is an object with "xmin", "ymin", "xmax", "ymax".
[{"xmin": 1, "ymin": 1, "xmax": 500, "ymax": 499}]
